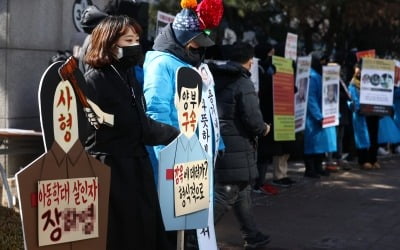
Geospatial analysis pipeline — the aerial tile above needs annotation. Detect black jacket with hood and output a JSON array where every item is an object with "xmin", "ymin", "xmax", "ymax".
[{"xmin": 209, "ymin": 61, "xmax": 267, "ymax": 183}]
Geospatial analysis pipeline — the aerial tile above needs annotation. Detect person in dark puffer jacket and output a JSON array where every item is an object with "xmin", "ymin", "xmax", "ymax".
[{"xmin": 209, "ymin": 42, "xmax": 271, "ymax": 250}]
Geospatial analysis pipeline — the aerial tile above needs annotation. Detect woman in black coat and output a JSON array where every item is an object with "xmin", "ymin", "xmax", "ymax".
[{"xmin": 84, "ymin": 16, "xmax": 178, "ymax": 250}]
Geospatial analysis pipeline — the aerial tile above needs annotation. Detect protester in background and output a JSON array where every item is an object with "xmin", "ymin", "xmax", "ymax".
[
  {"xmin": 392, "ymin": 85, "xmax": 400, "ymax": 154},
  {"xmin": 377, "ymin": 115, "xmax": 400, "ymax": 154},
  {"xmin": 325, "ymin": 56, "xmax": 353, "ymax": 171},
  {"xmin": 254, "ymin": 42, "xmax": 296, "ymax": 191},
  {"xmin": 303, "ymin": 51, "xmax": 337, "ymax": 178},
  {"xmin": 348, "ymin": 63, "xmax": 380, "ymax": 170},
  {"xmin": 78, "ymin": 5, "xmax": 109, "ymax": 73},
  {"xmin": 84, "ymin": 15, "xmax": 179, "ymax": 249},
  {"xmin": 209, "ymin": 42, "xmax": 271, "ymax": 249},
  {"xmin": 334, "ymin": 77, "xmax": 353, "ymax": 170}
]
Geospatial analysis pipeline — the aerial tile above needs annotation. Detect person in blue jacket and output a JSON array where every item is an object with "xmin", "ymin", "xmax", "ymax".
[
  {"xmin": 393, "ymin": 86, "xmax": 400, "ymax": 154},
  {"xmin": 348, "ymin": 63, "xmax": 381, "ymax": 169},
  {"xmin": 143, "ymin": 3, "xmax": 214, "ymax": 178},
  {"xmin": 303, "ymin": 51, "xmax": 337, "ymax": 178},
  {"xmin": 142, "ymin": 2, "xmax": 217, "ymax": 249}
]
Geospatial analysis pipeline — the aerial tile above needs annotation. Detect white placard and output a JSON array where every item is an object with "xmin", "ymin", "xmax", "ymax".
[
  {"xmin": 156, "ymin": 11, "xmax": 175, "ymax": 36},
  {"xmin": 38, "ymin": 177, "xmax": 99, "ymax": 246},
  {"xmin": 173, "ymin": 160, "xmax": 209, "ymax": 216},
  {"xmin": 360, "ymin": 58, "xmax": 395, "ymax": 106},
  {"xmin": 284, "ymin": 32, "xmax": 298, "ymax": 61},
  {"xmin": 294, "ymin": 56, "xmax": 311, "ymax": 132},
  {"xmin": 322, "ymin": 65, "xmax": 340, "ymax": 128}
]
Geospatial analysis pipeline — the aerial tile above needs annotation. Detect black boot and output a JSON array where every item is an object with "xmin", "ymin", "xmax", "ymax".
[
  {"xmin": 304, "ymin": 155, "xmax": 320, "ymax": 178},
  {"xmin": 314, "ymin": 154, "xmax": 330, "ymax": 176}
]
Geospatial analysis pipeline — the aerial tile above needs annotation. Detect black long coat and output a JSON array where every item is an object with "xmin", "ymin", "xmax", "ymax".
[
  {"xmin": 84, "ymin": 63, "xmax": 178, "ymax": 250},
  {"xmin": 209, "ymin": 61, "xmax": 267, "ymax": 183}
]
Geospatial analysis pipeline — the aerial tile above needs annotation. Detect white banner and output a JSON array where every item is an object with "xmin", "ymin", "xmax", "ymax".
[
  {"xmin": 322, "ymin": 65, "xmax": 340, "ymax": 128},
  {"xmin": 196, "ymin": 63, "xmax": 219, "ymax": 250},
  {"xmin": 156, "ymin": 11, "xmax": 175, "ymax": 36},
  {"xmin": 284, "ymin": 32, "xmax": 298, "ymax": 61},
  {"xmin": 174, "ymin": 160, "xmax": 209, "ymax": 216},
  {"xmin": 360, "ymin": 58, "xmax": 395, "ymax": 106},
  {"xmin": 38, "ymin": 177, "xmax": 99, "ymax": 246},
  {"xmin": 294, "ymin": 56, "xmax": 311, "ymax": 132}
]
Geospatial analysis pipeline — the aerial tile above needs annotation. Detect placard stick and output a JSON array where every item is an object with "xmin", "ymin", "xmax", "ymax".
[{"xmin": 177, "ymin": 230, "xmax": 185, "ymax": 250}]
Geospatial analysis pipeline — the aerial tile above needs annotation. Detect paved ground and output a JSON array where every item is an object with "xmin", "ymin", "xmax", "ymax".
[{"xmin": 215, "ymin": 155, "xmax": 400, "ymax": 250}]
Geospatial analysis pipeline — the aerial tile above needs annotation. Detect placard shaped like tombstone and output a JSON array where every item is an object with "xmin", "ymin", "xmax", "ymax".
[
  {"xmin": 158, "ymin": 67, "xmax": 211, "ymax": 230},
  {"xmin": 39, "ymin": 60, "xmax": 88, "ymax": 151},
  {"xmin": 16, "ymin": 58, "xmax": 111, "ymax": 250}
]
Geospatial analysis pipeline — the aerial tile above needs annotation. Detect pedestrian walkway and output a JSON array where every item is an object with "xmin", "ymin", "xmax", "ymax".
[{"xmin": 215, "ymin": 155, "xmax": 400, "ymax": 250}]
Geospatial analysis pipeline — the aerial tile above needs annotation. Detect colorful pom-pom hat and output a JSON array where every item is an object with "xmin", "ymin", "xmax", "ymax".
[{"xmin": 172, "ymin": 0, "xmax": 223, "ymax": 47}]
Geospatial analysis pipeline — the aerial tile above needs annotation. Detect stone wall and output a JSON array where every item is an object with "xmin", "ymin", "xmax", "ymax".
[{"xmin": 0, "ymin": 0, "xmax": 108, "ymax": 176}]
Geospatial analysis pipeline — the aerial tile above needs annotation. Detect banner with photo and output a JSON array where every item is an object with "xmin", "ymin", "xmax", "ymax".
[
  {"xmin": 272, "ymin": 56, "xmax": 295, "ymax": 141},
  {"xmin": 284, "ymin": 32, "xmax": 298, "ymax": 61},
  {"xmin": 360, "ymin": 58, "xmax": 395, "ymax": 116},
  {"xmin": 322, "ymin": 65, "xmax": 340, "ymax": 128},
  {"xmin": 294, "ymin": 56, "xmax": 311, "ymax": 132},
  {"xmin": 156, "ymin": 11, "xmax": 175, "ymax": 37}
]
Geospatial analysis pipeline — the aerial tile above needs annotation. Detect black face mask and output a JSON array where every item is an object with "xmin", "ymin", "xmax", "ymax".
[
  {"xmin": 117, "ymin": 44, "xmax": 144, "ymax": 68},
  {"xmin": 185, "ymin": 47, "xmax": 206, "ymax": 67}
]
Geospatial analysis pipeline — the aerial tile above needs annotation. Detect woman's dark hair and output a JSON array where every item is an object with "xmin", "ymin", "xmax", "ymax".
[
  {"xmin": 228, "ymin": 42, "xmax": 255, "ymax": 64},
  {"xmin": 85, "ymin": 15, "xmax": 142, "ymax": 68}
]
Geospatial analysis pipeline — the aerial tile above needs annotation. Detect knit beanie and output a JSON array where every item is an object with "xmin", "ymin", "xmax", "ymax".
[{"xmin": 172, "ymin": 0, "xmax": 215, "ymax": 47}]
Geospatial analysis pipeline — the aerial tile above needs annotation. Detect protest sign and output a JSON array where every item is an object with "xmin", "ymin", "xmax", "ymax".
[
  {"xmin": 272, "ymin": 56, "xmax": 295, "ymax": 141},
  {"xmin": 294, "ymin": 56, "xmax": 311, "ymax": 132},
  {"xmin": 322, "ymin": 65, "xmax": 340, "ymax": 128},
  {"xmin": 360, "ymin": 58, "xmax": 395, "ymax": 115},
  {"xmin": 284, "ymin": 32, "xmax": 298, "ymax": 61}
]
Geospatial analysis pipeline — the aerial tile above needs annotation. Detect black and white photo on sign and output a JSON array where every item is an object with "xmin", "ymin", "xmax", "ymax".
[
  {"xmin": 322, "ymin": 65, "xmax": 340, "ymax": 128},
  {"xmin": 324, "ymin": 84, "xmax": 338, "ymax": 105},
  {"xmin": 294, "ymin": 56, "xmax": 311, "ymax": 132}
]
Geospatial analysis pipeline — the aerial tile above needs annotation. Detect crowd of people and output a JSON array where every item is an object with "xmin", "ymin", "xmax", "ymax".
[{"xmin": 61, "ymin": 1, "xmax": 400, "ymax": 250}]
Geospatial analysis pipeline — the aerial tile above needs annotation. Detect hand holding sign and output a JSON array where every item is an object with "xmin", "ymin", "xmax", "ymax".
[
  {"xmin": 84, "ymin": 99, "xmax": 114, "ymax": 128},
  {"xmin": 58, "ymin": 56, "xmax": 114, "ymax": 129}
]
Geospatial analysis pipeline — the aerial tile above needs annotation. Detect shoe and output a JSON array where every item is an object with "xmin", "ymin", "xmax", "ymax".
[
  {"xmin": 244, "ymin": 232, "xmax": 271, "ymax": 249},
  {"xmin": 316, "ymin": 169, "xmax": 330, "ymax": 176},
  {"xmin": 282, "ymin": 177, "xmax": 296, "ymax": 184},
  {"xmin": 360, "ymin": 162, "xmax": 373, "ymax": 170},
  {"xmin": 395, "ymin": 145, "xmax": 400, "ymax": 154},
  {"xmin": 372, "ymin": 162, "xmax": 381, "ymax": 169},
  {"xmin": 325, "ymin": 165, "xmax": 339, "ymax": 172},
  {"xmin": 304, "ymin": 171, "xmax": 320, "ymax": 179},
  {"xmin": 257, "ymin": 184, "xmax": 279, "ymax": 195},
  {"xmin": 272, "ymin": 178, "xmax": 293, "ymax": 187},
  {"xmin": 377, "ymin": 147, "xmax": 390, "ymax": 156},
  {"xmin": 338, "ymin": 159, "xmax": 352, "ymax": 170}
]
